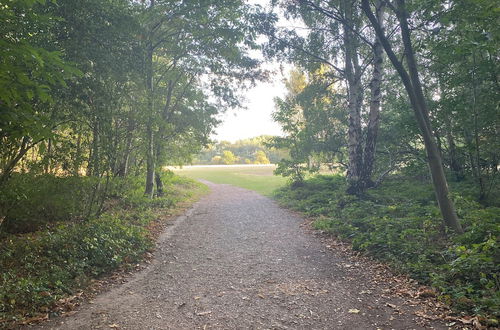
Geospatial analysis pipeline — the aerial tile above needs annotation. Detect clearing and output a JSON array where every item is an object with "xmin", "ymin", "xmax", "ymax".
[{"xmin": 171, "ymin": 164, "xmax": 287, "ymax": 196}]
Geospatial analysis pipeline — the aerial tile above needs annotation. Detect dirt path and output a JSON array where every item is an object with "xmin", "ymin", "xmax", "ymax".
[{"xmin": 31, "ymin": 182, "xmax": 447, "ymax": 329}]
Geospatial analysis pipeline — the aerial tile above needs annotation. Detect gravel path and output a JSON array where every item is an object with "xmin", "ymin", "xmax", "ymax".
[{"xmin": 31, "ymin": 181, "xmax": 447, "ymax": 330}]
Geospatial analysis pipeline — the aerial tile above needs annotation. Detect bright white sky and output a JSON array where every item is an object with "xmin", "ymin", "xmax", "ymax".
[
  {"xmin": 212, "ymin": 0, "xmax": 290, "ymax": 143},
  {"xmin": 212, "ymin": 66, "xmax": 286, "ymax": 142}
]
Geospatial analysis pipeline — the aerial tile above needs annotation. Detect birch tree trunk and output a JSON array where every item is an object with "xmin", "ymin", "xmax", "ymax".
[
  {"xmin": 361, "ymin": 0, "xmax": 384, "ymax": 188},
  {"xmin": 343, "ymin": 0, "xmax": 364, "ymax": 194},
  {"xmin": 144, "ymin": 45, "xmax": 155, "ymax": 198},
  {"xmin": 143, "ymin": 0, "xmax": 156, "ymax": 198}
]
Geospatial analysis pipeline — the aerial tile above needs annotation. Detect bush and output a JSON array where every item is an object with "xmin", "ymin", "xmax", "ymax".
[
  {"xmin": 274, "ymin": 175, "xmax": 500, "ymax": 319},
  {"xmin": 0, "ymin": 172, "xmax": 204, "ymax": 322},
  {"xmin": 0, "ymin": 215, "xmax": 151, "ymax": 319},
  {"xmin": 0, "ymin": 174, "xmax": 98, "ymax": 233}
]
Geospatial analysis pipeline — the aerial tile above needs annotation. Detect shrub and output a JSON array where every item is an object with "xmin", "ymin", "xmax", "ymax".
[
  {"xmin": 0, "ymin": 174, "xmax": 97, "ymax": 233},
  {"xmin": 0, "ymin": 215, "xmax": 150, "ymax": 319}
]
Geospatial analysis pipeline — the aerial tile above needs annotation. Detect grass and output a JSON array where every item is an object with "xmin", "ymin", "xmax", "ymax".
[{"xmin": 172, "ymin": 164, "xmax": 288, "ymax": 196}]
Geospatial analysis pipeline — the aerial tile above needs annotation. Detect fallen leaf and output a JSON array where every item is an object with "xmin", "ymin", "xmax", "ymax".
[
  {"xmin": 109, "ymin": 324, "xmax": 119, "ymax": 328},
  {"xmin": 20, "ymin": 314, "xmax": 49, "ymax": 325},
  {"xmin": 196, "ymin": 311, "xmax": 212, "ymax": 316},
  {"xmin": 414, "ymin": 311, "xmax": 438, "ymax": 320},
  {"xmin": 348, "ymin": 309, "xmax": 360, "ymax": 314},
  {"xmin": 417, "ymin": 288, "xmax": 436, "ymax": 298}
]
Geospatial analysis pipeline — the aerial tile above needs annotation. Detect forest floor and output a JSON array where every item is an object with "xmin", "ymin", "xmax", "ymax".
[{"xmin": 27, "ymin": 181, "xmax": 452, "ymax": 330}]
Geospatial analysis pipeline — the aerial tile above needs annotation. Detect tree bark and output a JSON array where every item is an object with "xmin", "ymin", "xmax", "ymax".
[
  {"xmin": 343, "ymin": 0, "xmax": 364, "ymax": 194},
  {"xmin": 444, "ymin": 117, "xmax": 463, "ymax": 180},
  {"xmin": 362, "ymin": 0, "xmax": 463, "ymax": 233},
  {"xmin": 144, "ymin": 70, "xmax": 155, "ymax": 197},
  {"xmin": 117, "ymin": 118, "xmax": 134, "ymax": 177},
  {"xmin": 361, "ymin": 0, "xmax": 384, "ymax": 188},
  {"xmin": 91, "ymin": 114, "xmax": 100, "ymax": 176},
  {"xmin": 144, "ymin": 0, "xmax": 157, "ymax": 198},
  {"xmin": 73, "ymin": 129, "xmax": 82, "ymax": 176},
  {"xmin": 44, "ymin": 139, "xmax": 52, "ymax": 174},
  {"xmin": 470, "ymin": 52, "xmax": 485, "ymax": 200},
  {"xmin": 155, "ymin": 172, "xmax": 164, "ymax": 196}
]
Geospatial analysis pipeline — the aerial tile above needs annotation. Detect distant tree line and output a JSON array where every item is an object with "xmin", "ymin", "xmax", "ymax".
[{"xmin": 193, "ymin": 136, "xmax": 288, "ymax": 165}]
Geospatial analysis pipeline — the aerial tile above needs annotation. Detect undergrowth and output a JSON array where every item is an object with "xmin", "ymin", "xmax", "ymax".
[
  {"xmin": 274, "ymin": 174, "xmax": 499, "ymax": 323},
  {"xmin": 0, "ymin": 172, "xmax": 205, "ymax": 324}
]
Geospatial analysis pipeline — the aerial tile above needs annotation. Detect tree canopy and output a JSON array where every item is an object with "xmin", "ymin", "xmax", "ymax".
[
  {"xmin": 265, "ymin": 0, "xmax": 499, "ymax": 232},
  {"xmin": 0, "ymin": 0, "xmax": 274, "ymax": 199}
]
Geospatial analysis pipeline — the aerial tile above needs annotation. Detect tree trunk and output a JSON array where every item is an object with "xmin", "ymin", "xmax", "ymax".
[
  {"xmin": 73, "ymin": 129, "xmax": 82, "ymax": 176},
  {"xmin": 470, "ymin": 52, "xmax": 485, "ymax": 200},
  {"xmin": 152, "ymin": 79, "xmax": 174, "ymax": 192},
  {"xmin": 143, "ymin": 0, "xmax": 157, "ymax": 198},
  {"xmin": 362, "ymin": 0, "xmax": 463, "ymax": 233},
  {"xmin": 44, "ymin": 139, "xmax": 52, "ymax": 174},
  {"xmin": 145, "ymin": 115, "xmax": 155, "ymax": 198},
  {"xmin": 155, "ymin": 172, "xmax": 164, "ymax": 196},
  {"xmin": 144, "ymin": 41, "xmax": 155, "ymax": 197},
  {"xmin": 117, "ymin": 118, "xmax": 134, "ymax": 177},
  {"xmin": 343, "ymin": 0, "xmax": 364, "ymax": 194},
  {"xmin": 361, "ymin": 0, "xmax": 384, "ymax": 188},
  {"xmin": 444, "ymin": 117, "xmax": 463, "ymax": 180},
  {"xmin": 91, "ymin": 115, "xmax": 100, "ymax": 176}
]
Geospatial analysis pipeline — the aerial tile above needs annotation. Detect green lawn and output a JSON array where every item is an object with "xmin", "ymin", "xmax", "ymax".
[{"xmin": 171, "ymin": 165, "xmax": 287, "ymax": 196}]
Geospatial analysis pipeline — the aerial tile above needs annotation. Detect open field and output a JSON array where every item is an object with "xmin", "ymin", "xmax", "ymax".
[{"xmin": 171, "ymin": 164, "xmax": 287, "ymax": 196}]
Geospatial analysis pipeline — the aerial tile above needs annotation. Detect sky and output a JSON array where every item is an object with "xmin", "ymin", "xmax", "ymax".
[
  {"xmin": 211, "ymin": 0, "xmax": 289, "ymax": 143},
  {"xmin": 212, "ymin": 66, "xmax": 286, "ymax": 143}
]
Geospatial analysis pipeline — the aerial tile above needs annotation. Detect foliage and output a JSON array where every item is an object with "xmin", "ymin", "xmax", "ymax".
[
  {"xmin": 268, "ymin": 68, "xmax": 347, "ymax": 184},
  {"xmin": 267, "ymin": 0, "xmax": 499, "ymax": 231},
  {"xmin": 274, "ymin": 174, "xmax": 499, "ymax": 319},
  {"xmin": 0, "ymin": 174, "xmax": 98, "ymax": 233},
  {"xmin": 0, "ymin": 0, "xmax": 274, "ymax": 198},
  {"xmin": 254, "ymin": 150, "xmax": 270, "ymax": 164},
  {"xmin": 221, "ymin": 150, "xmax": 237, "ymax": 165},
  {"xmin": 194, "ymin": 135, "xmax": 287, "ymax": 165},
  {"xmin": 0, "ymin": 0, "xmax": 81, "ymax": 184},
  {"xmin": 0, "ymin": 172, "xmax": 204, "ymax": 322},
  {"xmin": 0, "ymin": 216, "xmax": 149, "ymax": 319}
]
